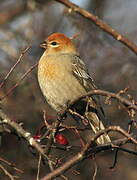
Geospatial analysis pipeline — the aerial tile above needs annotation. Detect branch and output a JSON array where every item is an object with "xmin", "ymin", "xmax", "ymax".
[
  {"xmin": 41, "ymin": 126, "xmax": 137, "ymax": 180},
  {"xmin": 69, "ymin": 89, "xmax": 137, "ymax": 111},
  {"xmin": 0, "ymin": 164, "xmax": 15, "ymax": 180},
  {"xmin": 44, "ymin": 114, "xmax": 64, "ymax": 155},
  {"xmin": 0, "ymin": 157, "xmax": 23, "ymax": 174},
  {"xmin": 0, "ymin": 109, "xmax": 47, "ymax": 159},
  {"xmin": 55, "ymin": 0, "xmax": 137, "ymax": 55}
]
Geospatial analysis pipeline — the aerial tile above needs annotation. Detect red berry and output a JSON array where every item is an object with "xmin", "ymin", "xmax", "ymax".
[
  {"xmin": 55, "ymin": 133, "xmax": 68, "ymax": 145},
  {"xmin": 33, "ymin": 135, "xmax": 41, "ymax": 141}
]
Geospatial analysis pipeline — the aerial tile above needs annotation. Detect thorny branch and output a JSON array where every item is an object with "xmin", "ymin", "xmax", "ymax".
[
  {"xmin": 41, "ymin": 126, "xmax": 137, "ymax": 180},
  {"xmin": 55, "ymin": 0, "xmax": 137, "ymax": 55},
  {"xmin": 40, "ymin": 88, "xmax": 137, "ymax": 179}
]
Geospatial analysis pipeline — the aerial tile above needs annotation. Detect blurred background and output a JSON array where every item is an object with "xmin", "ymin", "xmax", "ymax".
[{"xmin": 0, "ymin": 0, "xmax": 137, "ymax": 179}]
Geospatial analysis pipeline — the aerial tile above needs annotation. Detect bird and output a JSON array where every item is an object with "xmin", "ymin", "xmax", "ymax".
[{"xmin": 38, "ymin": 33, "xmax": 111, "ymax": 144}]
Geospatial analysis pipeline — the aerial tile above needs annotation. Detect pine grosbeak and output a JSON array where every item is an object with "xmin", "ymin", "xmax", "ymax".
[{"xmin": 38, "ymin": 33, "xmax": 111, "ymax": 144}]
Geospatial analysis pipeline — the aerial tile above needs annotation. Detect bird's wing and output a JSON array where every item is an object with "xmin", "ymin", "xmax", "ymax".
[
  {"xmin": 71, "ymin": 55, "xmax": 97, "ymax": 91},
  {"xmin": 71, "ymin": 55, "xmax": 105, "ymax": 119},
  {"xmin": 71, "ymin": 55, "xmax": 111, "ymax": 144}
]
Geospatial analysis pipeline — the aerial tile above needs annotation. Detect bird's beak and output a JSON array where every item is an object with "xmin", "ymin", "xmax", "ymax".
[{"xmin": 40, "ymin": 41, "xmax": 47, "ymax": 49}]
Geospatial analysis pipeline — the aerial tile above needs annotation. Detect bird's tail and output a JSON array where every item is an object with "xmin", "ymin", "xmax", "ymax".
[{"xmin": 85, "ymin": 111, "xmax": 111, "ymax": 145}]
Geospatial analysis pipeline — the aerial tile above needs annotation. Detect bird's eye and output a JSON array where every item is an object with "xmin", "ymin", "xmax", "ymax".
[{"xmin": 51, "ymin": 41, "xmax": 58, "ymax": 46}]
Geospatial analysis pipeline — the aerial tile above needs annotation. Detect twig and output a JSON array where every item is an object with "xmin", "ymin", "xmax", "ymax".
[
  {"xmin": 44, "ymin": 115, "xmax": 67, "ymax": 174},
  {"xmin": 72, "ymin": 128, "xmax": 85, "ymax": 147},
  {"xmin": 37, "ymin": 154, "xmax": 42, "ymax": 180},
  {"xmin": 0, "ymin": 157, "xmax": 23, "ymax": 174},
  {"xmin": 110, "ymin": 148, "xmax": 119, "ymax": 169},
  {"xmin": 117, "ymin": 146, "xmax": 137, "ymax": 156},
  {"xmin": 83, "ymin": 126, "xmax": 137, "ymax": 153},
  {"xmin": 0, "ymin": 63, "xmax": 38, "ymax": 101},
  {"xmin": 44, "ymin": 114, "xmax": 66, "ymax": 155},
  {"xmin": 55, "ymin": 0, "xmax": 137, "ymax": 55},
  {"xmin": 0, "ymin": 164, "xmax": 15, "ymax": 180},
  {"xmin": 41, "ymin": 150, "xmax": 82, "ymax": 180},
  {"xmin": 0, "ymin": 46, "xmax": 31, "ymax": 89},
  {"xmin": 93, "ymin": 161, "xmax": 97, "ymax": 180}
]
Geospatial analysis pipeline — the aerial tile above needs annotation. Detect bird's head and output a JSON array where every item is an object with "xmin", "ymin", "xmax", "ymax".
[{"xmin": 40, "ymin": 33, "xmax": 77, "ymax": 55}]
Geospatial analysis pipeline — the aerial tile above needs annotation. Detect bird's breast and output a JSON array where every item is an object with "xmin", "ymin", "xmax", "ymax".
[
  {"xmin": 38, "ymin": 60, "xmax": 58, "ymax": 80},
  {"xmin": 38, "ymin": 54, "xmax": 86, "ymax": 111}
]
